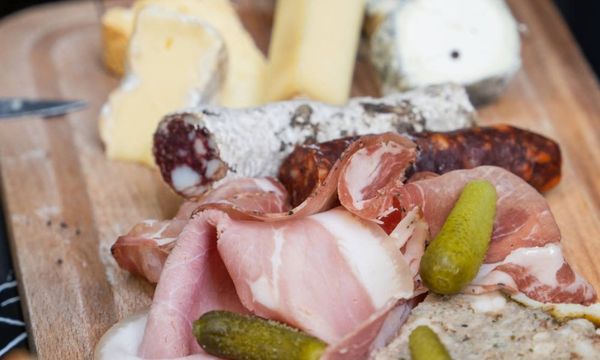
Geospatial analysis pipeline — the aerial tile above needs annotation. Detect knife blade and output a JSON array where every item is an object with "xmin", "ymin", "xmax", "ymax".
[{"xmin": 0, "ymin": 98, "xmax": 86, "ymax": 119}]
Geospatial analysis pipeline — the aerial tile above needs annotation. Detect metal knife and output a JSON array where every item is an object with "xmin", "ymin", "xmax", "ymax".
[{"xmin": 0, "ymin": 98, "xmax": 86, "ymax": 119}]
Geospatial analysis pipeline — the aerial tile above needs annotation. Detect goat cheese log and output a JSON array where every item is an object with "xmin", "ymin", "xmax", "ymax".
[
  {"xmin": 367, "ymin": 0, "xmax": 521, "ymax": 105},
  {"xmin": 279, "ymin": 125, "xmax": 562, "ymax": 206},
  {"xmin": 153, "ymin": 84, "xmax": 476, "ymax": 197}
]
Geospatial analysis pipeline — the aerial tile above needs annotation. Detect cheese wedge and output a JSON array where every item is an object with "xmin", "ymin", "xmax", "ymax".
[
  {"xmin": 100, "ymin": 0, "xmax": 266, "ymax": 107},
  {"xmin": 101, "ymin": 6, "xmax": 134, "ymax": 76},
  {"xmin": 265, "ymin": 0, "xmax": 366, "ymax": 105},
  {"xmin": 99, "ymin": 6, "xmax": 226, "ymax": 166},
  {"xmin": 368, "ymin": 0, "xmax": 521, "ymax": 105}
]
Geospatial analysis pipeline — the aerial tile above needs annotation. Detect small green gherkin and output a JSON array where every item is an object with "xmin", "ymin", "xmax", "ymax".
[
  {"xmin": 194, "ymin": 310, "xmax": 327, "ymax": 360},
  {"xmin": 420, "ymin": 180, "xmax": 497, "ymax": 294},
  {"xmin": 409, "ymin": 325, "xmax": 452, "ymax": 360}
]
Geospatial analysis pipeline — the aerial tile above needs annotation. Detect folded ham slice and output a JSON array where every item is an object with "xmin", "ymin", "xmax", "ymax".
[
  {"xmin": 390, "ymin": 166, "xmax": 596, "ymax": 305},
  {"xmin": 112, "ymin": 177, "xmax": 290, "ymax": 282},
  {"xmin": 139, "ymin": 207, "xmax": 418, "ymax": 359}
]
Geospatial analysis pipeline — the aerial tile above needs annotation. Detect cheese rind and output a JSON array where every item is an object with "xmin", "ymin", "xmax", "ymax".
[
  {"xmin": 99, "ymin": 6, "xmax": 226, "ymax": 166},
  {"xmin": 133, "ymin": 0, "xmax": 266, "ymax": 108},
  {"xmin": 368, "ymin": 0, "xmax": 521, "ymax": 105},
  {"xmin": 265, "ymin": 0, "xmax": 366, "ymax": 105},
  {"xmin": 101, "ymin": 7, "xmax": 134, "ymax": 76},
  {"xmin": 101, "ymin": 0, "xmax": 266, "ymax": 108}
]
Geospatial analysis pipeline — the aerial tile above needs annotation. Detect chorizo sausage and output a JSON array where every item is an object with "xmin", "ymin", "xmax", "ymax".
[
  {"xmin": 278, "ymin": 125, "xmax": 561, "ymax": 206},
  {"xmin": 410, "ymin": 125, "xmax": 561, "ymax": 192}
]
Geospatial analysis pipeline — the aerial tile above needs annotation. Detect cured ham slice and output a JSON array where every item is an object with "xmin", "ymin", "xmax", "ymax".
[
  {"xmin": 139, "ymin": 207, "xmax": 418, "ymax": 359},
  {"xmin": 337, "ymin": 137, "xmax": 416, "ymax": 223},
  {"xmin": 113, "ymin": 134, "xmax": 418, "ymax": 283},
  {"xmin": 391, "ymin": 166, "xmax": 596, "ymax": 305},
  {"xmin": 139, "ymin": 211, "xmax": 247, "ymax": 358},
  {"xmin": 112, "ymin": 218, "xmax": 188, "ymax": 283},
  {"xmin": 112, "ymin": 177, "xmax": 290, "ymax": 282}
]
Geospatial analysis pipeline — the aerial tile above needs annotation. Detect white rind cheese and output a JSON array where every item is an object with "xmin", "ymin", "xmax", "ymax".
[
  {"xmin": 94, "ymin": 312, "xmax": 148, "ymax": 360},
  {"xmin": 99, "ymin": 6, "xmax": 226, "ymax": 166},
  {"xmin": 368, "ymin": 0, "xmax": 521, "ymax": 105}
]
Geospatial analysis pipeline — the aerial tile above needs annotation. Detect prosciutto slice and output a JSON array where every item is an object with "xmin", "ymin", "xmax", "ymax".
[
  {"xmin": 139, "ymin": 208, "xmax": 418, "ymax": 359},
  {"xmin": 389, "ymin": 166, "xmax": 596, "ymax": 305}
]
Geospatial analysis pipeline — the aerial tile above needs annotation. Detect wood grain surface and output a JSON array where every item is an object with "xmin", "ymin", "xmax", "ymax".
[{"xmin": 0, "ymin": 0, "xmax": 599, "ymax": 358}]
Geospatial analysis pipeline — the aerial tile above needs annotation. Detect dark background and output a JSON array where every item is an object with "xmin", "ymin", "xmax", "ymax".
[{"xmin": 0, "ymin": 0, "xmax": 599, "ymax": 78}]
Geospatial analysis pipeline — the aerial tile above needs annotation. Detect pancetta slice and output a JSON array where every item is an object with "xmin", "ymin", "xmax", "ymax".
[
  {"xmin": 112, "ymin": 177, "xmax": 290, "ymax": 282},
  {"xmin": 139, "ymin": 207, "xmax": 416, "ymax": 359}
]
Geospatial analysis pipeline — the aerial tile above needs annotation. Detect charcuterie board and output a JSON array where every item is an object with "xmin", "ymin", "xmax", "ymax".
[{"xmin": 0, "ymin": 0, "xmax": 600, "ymax": 358}]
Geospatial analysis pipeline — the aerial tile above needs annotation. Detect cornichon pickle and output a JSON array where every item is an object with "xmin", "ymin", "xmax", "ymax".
[
  {"xmin": 409, "ymin": 325, "xmax": 452, "ymax": 360},
  {"xmin": 193, "ymin": 310, "xmax": 327, "ymax": 360},
  {"xmin": 419, "ymin": 180, "xmax": 497, "ymax": 294}
]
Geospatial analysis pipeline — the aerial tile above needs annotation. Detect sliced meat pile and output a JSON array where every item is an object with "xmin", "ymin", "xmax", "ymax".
[
  {"xmin": 111, "ymin": 132, "xmax": 595, "ymax": 359},
  {"xmin": 389, "ymin": 167, "xmax": 595, "ymax": 304},
  {"xmin": 112, "ymin": 177, "xmax": 290, "ymax": 283}
]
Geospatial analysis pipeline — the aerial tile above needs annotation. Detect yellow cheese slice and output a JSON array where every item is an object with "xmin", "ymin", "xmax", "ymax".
[
  {"xmin": 100, "ymin": 0, "xmax": 266, "ymax": 107},
  {"xmin": 99, "ymin": 6, "xmax": 226, "ymax": 166},
  {"xmin": 265, "ymin": 0, "xmax": 366, "ymax": 105},
  {"xmin": 101, "ymin": 6, "xmax": 134, "ymax": 76}
]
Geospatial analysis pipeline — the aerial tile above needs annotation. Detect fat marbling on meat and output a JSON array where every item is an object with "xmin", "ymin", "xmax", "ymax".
[{"xmin": 110, "ymin": 133, "xmax": 595, "ymax": 359}]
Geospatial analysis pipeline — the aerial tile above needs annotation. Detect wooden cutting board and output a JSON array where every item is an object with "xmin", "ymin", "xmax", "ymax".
[{"xmin": 0, "ymin": 0, "xmax": 599, "ymax": 358}]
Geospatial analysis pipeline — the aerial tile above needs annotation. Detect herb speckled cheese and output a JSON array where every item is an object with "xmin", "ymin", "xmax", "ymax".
[{"xmin": 374, "ymin": 293, "xmax": 600, "ymax": 360}]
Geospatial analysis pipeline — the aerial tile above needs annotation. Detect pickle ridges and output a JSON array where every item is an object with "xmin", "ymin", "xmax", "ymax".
[
  {"xmin": 194, "ymin": 310, "xmax": 327, "ymax": 360},
  {"xmin": 419, "ymin": 180, "xmax": 497, "ymax": 294}
]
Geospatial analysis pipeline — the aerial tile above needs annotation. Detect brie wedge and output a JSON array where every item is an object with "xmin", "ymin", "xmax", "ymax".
[{"xmin": 99, "ymin": 6, "xmax": 226, "ymax": 166}]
